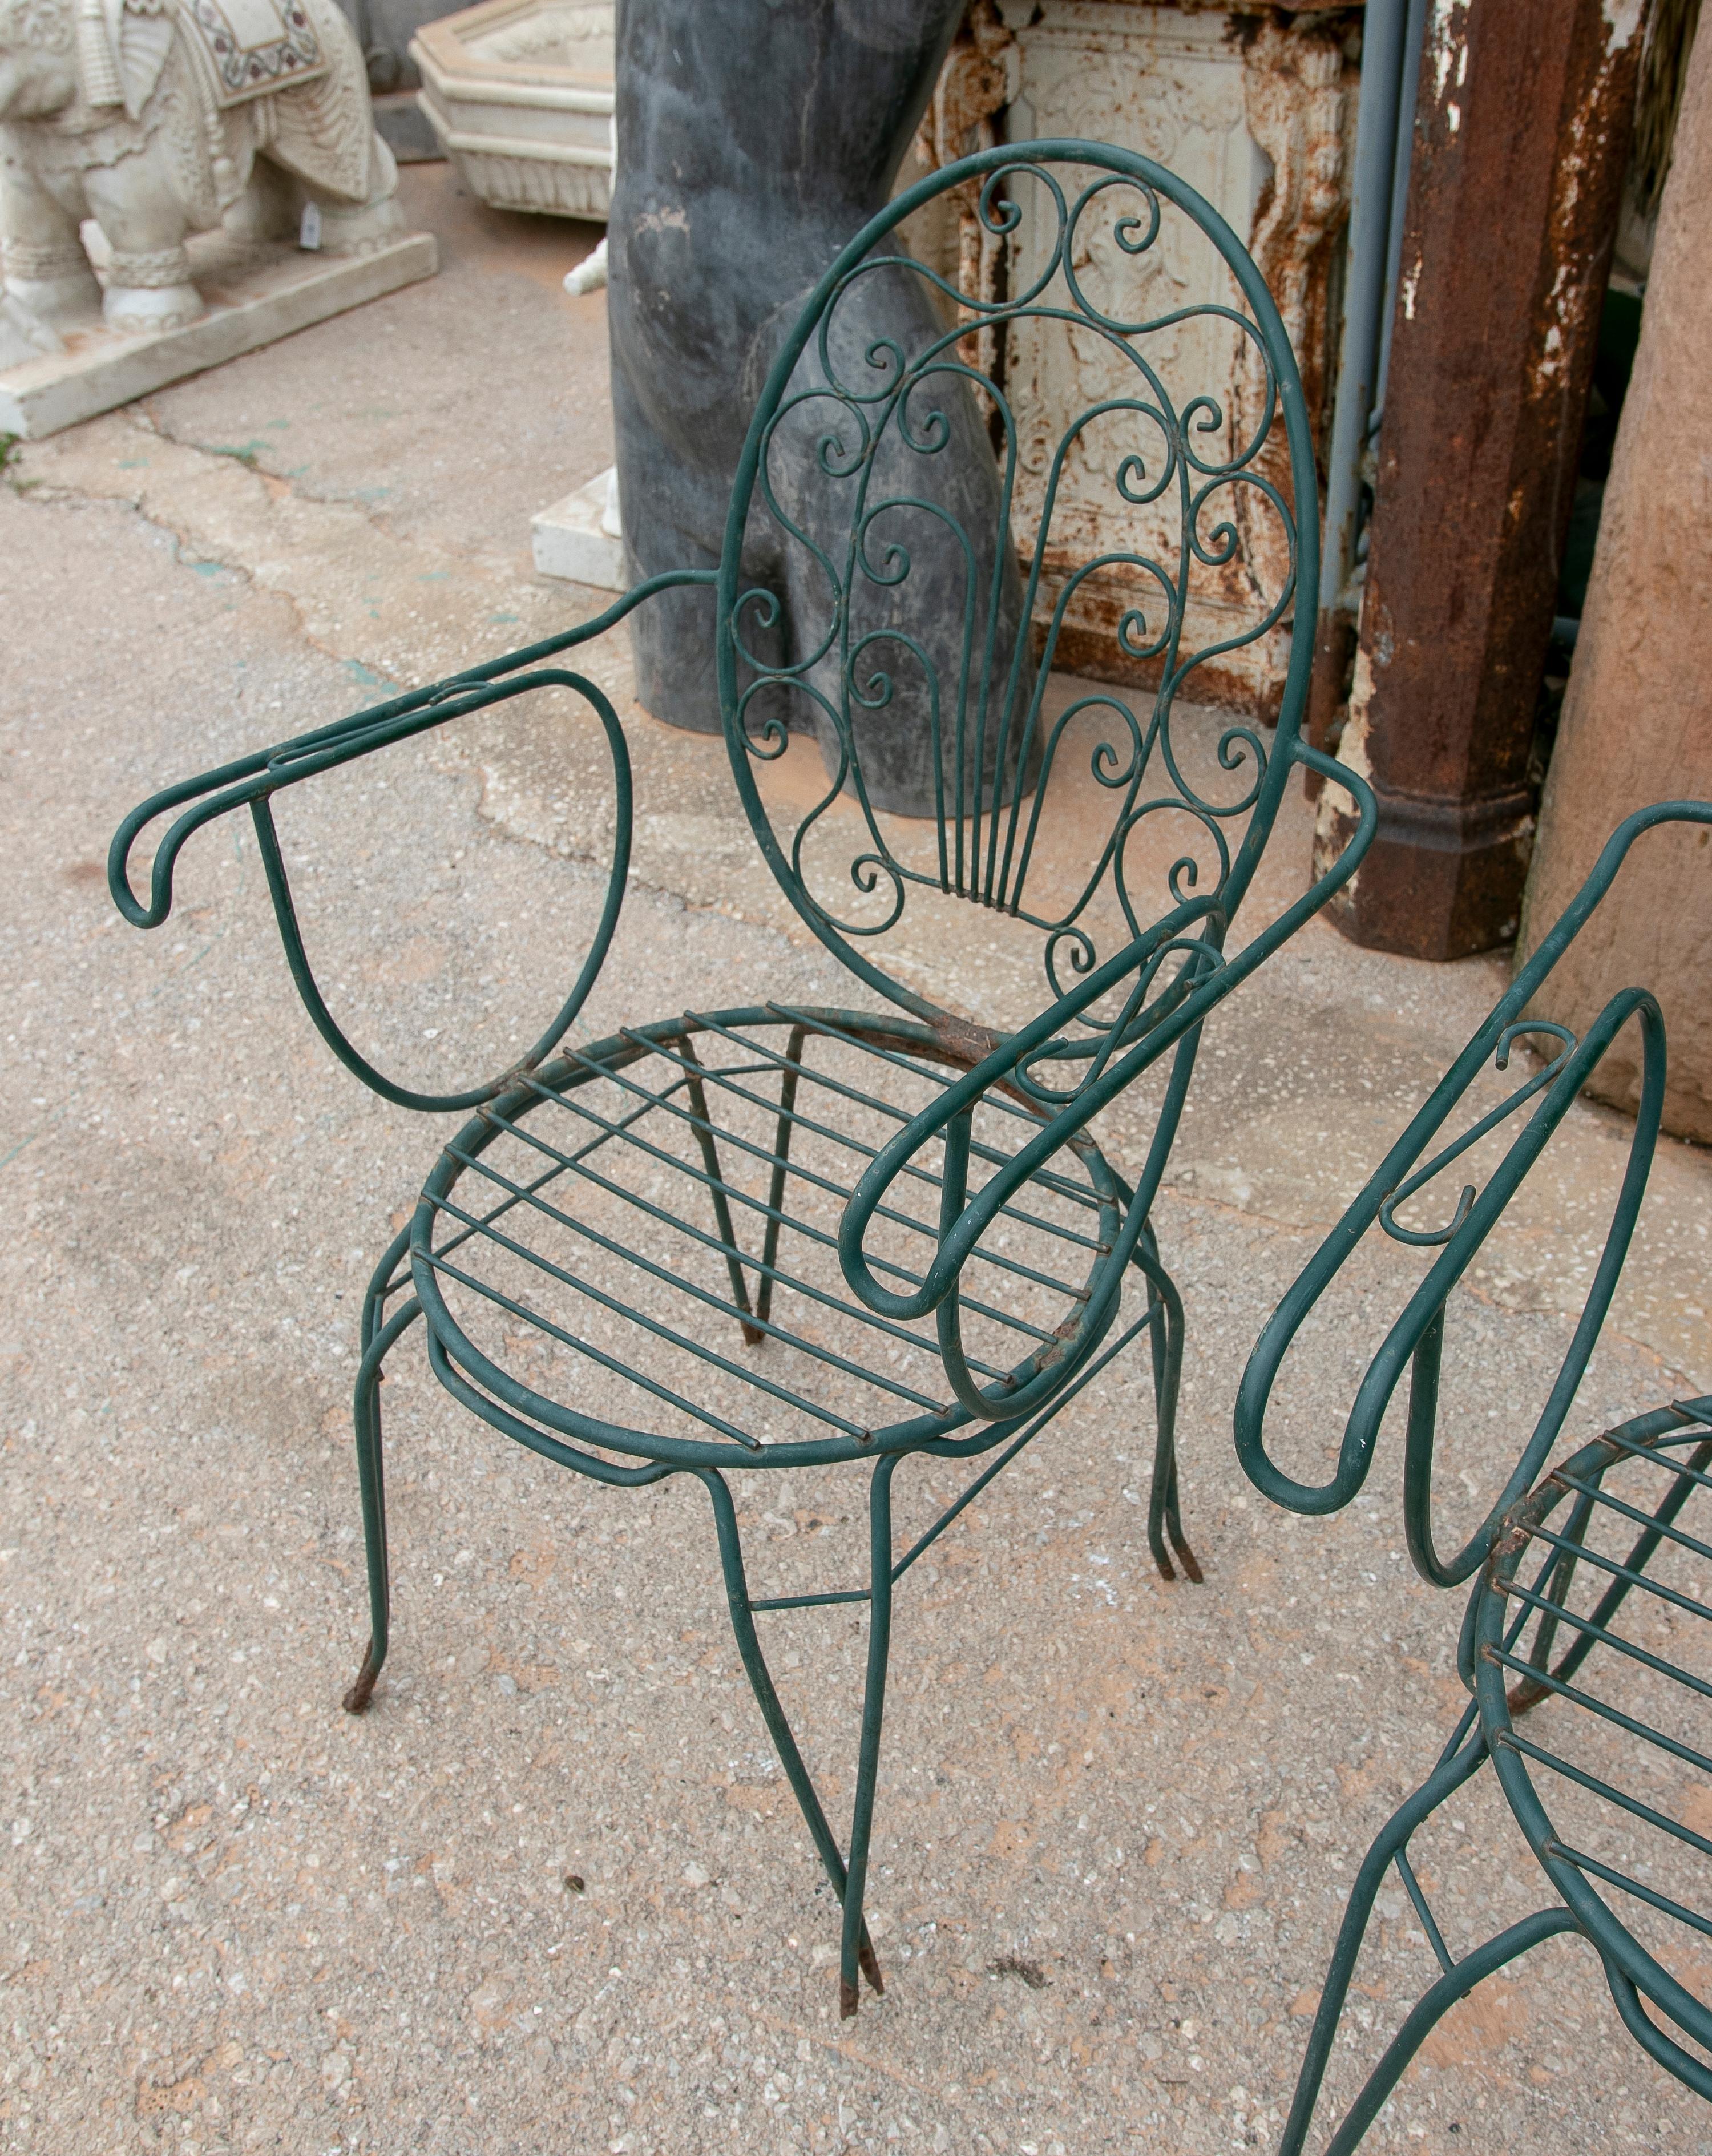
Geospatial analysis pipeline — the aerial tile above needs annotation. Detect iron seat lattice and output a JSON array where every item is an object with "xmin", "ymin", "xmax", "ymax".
[
  {"xmin": 1475, "ymin": 1404, "xmax": 1712, "ymax": 2086},
  {"xmin": 345, "ymin": 1002, "xmax": 1191, "ymax": 2016},
  {"xmin": 411, "ymin": 1005, "xmax": 1123, "ymax": 1464}
]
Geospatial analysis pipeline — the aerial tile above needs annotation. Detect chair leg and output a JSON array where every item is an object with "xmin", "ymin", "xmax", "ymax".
[
  {"xmin": 1134, "ymin": 1227, "xmax": 1200, "ymax": 1582},
  {"xmin": 839, "ymin": 1451, "xmax": 899, "ymax": 2017},
  {"xmin": 1605, "ymin": 1959, "xmax": 1712, "ymax": 2102},
  {"xmin": 1311, "ymin": 1908, "xmax": 1581, "ymax": 2156},
  {"xmin": 698, "ymin": 1468, "xmax": 886, "ymax": 2008},
  {"xmin": 344, "ymin": 1233, "xmax": 423, "ymax": 1714},
  {"xmin": 1280, "ymin": 1737, "xmax": 1493, "ymax": 2156},
  {"xmin": 676, "ymin": 1032, "xmax": 762, "ymax": 1345},
  {"xmin": 753, "ymin": 1024, "xmax": 808, "ymax": 1333}
]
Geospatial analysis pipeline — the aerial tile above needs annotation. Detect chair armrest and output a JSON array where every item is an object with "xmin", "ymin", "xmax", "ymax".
[
  {"xmin": 106, "ymin": 572, "xmax": 714, "ymax": 1113},
  {"xmin": 1234, "ymin": 797, "xmax": 1712, "ymax": 1582},
  {"xmin": 837, "ymin": 742, "xmax": 1379, "ymax": 1420}
]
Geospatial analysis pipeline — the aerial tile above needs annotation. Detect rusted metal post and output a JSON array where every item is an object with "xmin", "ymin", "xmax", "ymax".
[{"xmin": 1312, "ymin": 0, "xmax": 1646, "ymax": 960}]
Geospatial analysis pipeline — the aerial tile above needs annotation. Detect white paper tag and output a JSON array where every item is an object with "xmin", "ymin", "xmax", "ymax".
[{"xmin": 298, "ymin": 201, "xmax": 323, "ymax": 252}]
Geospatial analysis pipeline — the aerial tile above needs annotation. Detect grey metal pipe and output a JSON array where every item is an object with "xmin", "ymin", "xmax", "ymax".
[
  {"xmin": 1319, "ymin": 0, "xmax": 1414, "ymax": 611},
  {"xmin": 1374, "ymin": 0, "xmax": 1430, "ymax": 425}
]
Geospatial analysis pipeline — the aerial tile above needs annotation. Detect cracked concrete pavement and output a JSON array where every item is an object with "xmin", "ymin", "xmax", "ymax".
[{"xmin": 4, "ymin": 162, "xmax": 1711, "ymax": 2156}]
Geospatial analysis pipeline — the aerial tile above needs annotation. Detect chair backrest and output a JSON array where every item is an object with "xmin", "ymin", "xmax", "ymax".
[{"xmin": 715, "ymin": 140, "xmax": 1320, "ymax": 1033}]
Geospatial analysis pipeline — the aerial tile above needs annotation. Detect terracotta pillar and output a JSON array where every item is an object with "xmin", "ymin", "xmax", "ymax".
[
  {"xmin": 1311, "ymin": 0, "xmax": 1645, "ymax": 959},
  {"xmin": 1517, "ymin": 21, "xmax": 1712, "ymax": 1145}
]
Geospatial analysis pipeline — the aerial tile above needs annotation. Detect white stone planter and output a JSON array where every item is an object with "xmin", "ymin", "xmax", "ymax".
[{"xmin": 410, "ymin": 0, "xmax": 613, "ymax": 220}]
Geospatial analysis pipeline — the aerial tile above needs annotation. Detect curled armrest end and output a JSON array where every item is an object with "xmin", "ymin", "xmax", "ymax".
[
  {"xmin": 106, "ymin": 574, "xmax": 717, "ymax": 1108},
  {"xmin": 1236, "ymin": 797, "xmax": 1712, "ymax": 1574}
]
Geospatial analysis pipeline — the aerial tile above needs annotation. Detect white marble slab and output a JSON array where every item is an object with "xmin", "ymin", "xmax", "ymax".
[
  {"xmin": 531, "ymin": 464, "xmax": 625, "ymax": 589},
  {"xmin": 0, "ymin": 230, "xmax": 438, "ymax": 440}
]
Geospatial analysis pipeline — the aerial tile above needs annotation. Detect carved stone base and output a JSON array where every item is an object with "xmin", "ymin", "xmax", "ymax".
[
  {"xmin": 1313, "ymin": 780, "xmax": 1536, "ymax": 962},
  {"xmin": 0, "ymin": 227, "xmax": 437, "ymax": 441},
  {"xmin": 411, "ymin": 0, "xmax": 614, "ymax": 220},
  {"xmin": 531, "ymin": 466, "xmax": 624, "ymax": 589}
]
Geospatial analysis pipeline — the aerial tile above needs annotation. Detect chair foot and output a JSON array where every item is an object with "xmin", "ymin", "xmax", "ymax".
[
  {"xmin": 1149, "ymin": 1499, "xmax": 1203, "ymax": 1584},
  {"xmin": 832, "ymin": 1930, "xmax": 886, "ymax": 2017},
  {"xmin": 347, "ymin": 1281, "xmax": 421, "ymax": 1720},
  {"xmin": 837, "ymin": 1946, "xmax": 883, "ymax": 2018},
  {"xmin": 1134, "ymin": 1226, "xmax": 1198, "ymax": 1582},
  {"xmin": 343, "ymin": 1637, "xmax": 382, "ymax": 1714}
]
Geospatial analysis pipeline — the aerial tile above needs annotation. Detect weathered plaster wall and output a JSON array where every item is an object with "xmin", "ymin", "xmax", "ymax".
[
  {"xmin": 915, "ymin": 1, "xmax": 1359, "ymax": 713},
  {"xmin": 1519, "ymin": 17, "xmax": 1712, "ymax": 1141}
]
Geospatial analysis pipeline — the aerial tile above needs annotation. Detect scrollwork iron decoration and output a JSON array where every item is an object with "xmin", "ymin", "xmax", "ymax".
[{"xmin": 720, "ymin": 151, "xmax": 1302, "ymax": 1040}]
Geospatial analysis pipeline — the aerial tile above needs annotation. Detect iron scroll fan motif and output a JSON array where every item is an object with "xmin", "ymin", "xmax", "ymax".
[{"xmin": 716, "ymin": 143, "xmax": 1309, "ymax": 1050}]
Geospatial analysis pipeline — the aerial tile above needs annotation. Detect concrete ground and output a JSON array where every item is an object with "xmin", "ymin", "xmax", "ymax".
[{"xmin": 4, "ymin": 162, "xmax": 1711, "ymax": 2156}]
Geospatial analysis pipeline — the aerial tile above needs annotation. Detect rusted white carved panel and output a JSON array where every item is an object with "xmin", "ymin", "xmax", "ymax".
[{"xmin": 991, "ymin": 2, "xmax": 1354, "ymax": 712}]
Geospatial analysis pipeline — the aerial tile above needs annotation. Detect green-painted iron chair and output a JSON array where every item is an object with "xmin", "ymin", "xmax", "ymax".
[
  {"xmin": 1279, "ymin": 1403, "xmax": 1712, "ymax": 2155},
  {"xmin": 1234, "ymin": 802, "xmax": 1712, "ymax": 2143},
  {"xmin": 108, "ymin": 143, "xmax": 1374, "ymax": 2016}
]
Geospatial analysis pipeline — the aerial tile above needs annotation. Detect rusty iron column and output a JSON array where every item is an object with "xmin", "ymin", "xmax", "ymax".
[{"xmin": 1312, "ymin": 0, "xmax": 1645, "ymax": 960}]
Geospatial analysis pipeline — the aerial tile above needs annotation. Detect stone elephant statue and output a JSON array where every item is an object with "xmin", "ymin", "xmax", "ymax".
[{"xmin": 0, "ymin": 0, "xmax": 402, "ymax": 336}]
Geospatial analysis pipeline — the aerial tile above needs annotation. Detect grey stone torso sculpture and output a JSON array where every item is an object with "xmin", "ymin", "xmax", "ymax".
[
  {"xmin": 608, "ymin": 0, "xmax": 1024, "ymax": 817},
  {"xmin": 0, "ymin": 0, "xmax": 403, "ymax": 336}
]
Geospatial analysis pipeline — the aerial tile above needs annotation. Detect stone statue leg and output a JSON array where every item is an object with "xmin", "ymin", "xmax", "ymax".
[
  {"xmin": 289, "ymin": 134, "xmax": 406, "ymax": 257},
  {"xmin": 80, "ymin": 152, "xmax": 204, "ymax": 333},
  {"xmin": 771, "ymin": 261, "xmax": 1028, "ymax": 818},
  {"xmin": 0, "ymin": 165, "xmax": 100, "ymax": 325},
  {"xmin": 610, "ymin": 359, "xmax": 737, "ymax": 738},
  {"xmin": 223, "ymin": 157, "xmax": 300, "ymax": 245},
  {"xmin": 611, "ymin": 0, "xmax": 1003, "ymax": 810}
]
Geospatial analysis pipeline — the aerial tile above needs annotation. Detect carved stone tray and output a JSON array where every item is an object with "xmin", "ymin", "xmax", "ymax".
[{"xmin": 411, "ymin": 0, "xmax": 613, "ymax": 220}]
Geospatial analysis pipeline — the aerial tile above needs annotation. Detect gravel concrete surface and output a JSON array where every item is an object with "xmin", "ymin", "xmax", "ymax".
[{"xmin": 4, "ymin": 164, "xmax": 1711, "ymax": 2156}]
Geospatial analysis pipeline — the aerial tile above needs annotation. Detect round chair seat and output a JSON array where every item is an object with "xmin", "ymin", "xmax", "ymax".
[
  {"xmin": 407, "ymin": 1003, "xmax": 1129, "ymax": 1473},
  {"xmin": 1278, "ymin": 1402, "xmax": 1712, "ymax": 2156},
  {"xmin": 1472, "ymin": 1404, "xmax": 1712, "ymax": 2084}
]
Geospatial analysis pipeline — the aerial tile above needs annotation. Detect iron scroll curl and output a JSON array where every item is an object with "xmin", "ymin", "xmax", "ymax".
[{"xmin": 715, "ymin": 140, "xmax": 1317, "ymax": 1035}]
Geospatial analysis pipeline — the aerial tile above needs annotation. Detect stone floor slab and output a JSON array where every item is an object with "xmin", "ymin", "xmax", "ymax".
[{"xmin": 0, "ymin": 230, "xmax": 437, "ymax": 441}]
